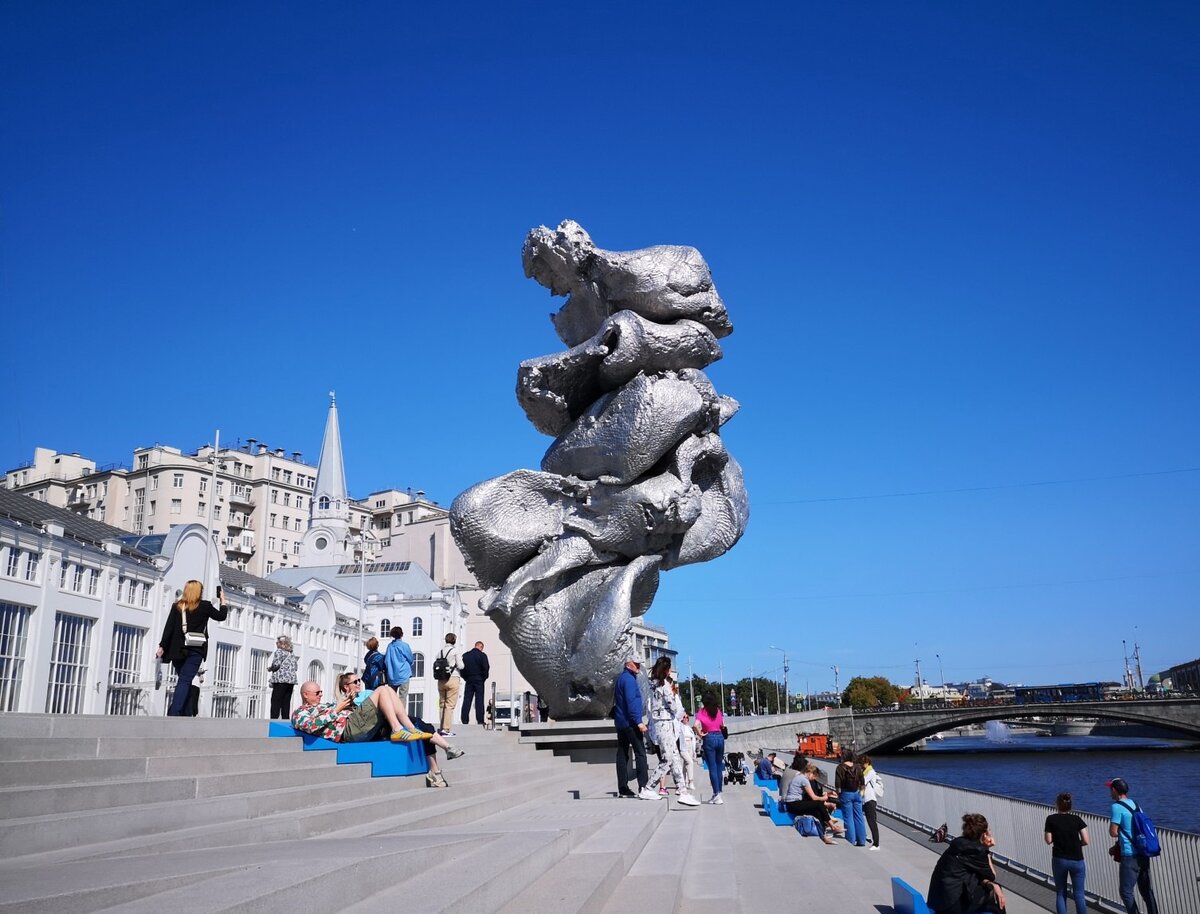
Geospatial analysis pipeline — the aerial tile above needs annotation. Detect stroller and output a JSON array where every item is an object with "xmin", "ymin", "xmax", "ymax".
[{"xmin": 724, "ymin": 751, "xmax": 748, "ymax": 785}]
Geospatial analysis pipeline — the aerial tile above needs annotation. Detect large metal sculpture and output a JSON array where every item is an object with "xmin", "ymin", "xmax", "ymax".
[{"xmin": 450, "ymin": 221, "xmax": 749, "ymax": 718}]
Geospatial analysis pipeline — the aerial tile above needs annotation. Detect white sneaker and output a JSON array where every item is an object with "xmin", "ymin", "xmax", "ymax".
[
  {"xmin": 676, "ymin": 793, "xmax": 701, "ymax": 807},
  {"xmin": 869, "ymin": 844, "xmax": 880, "ymax": 851},
  {"xmin": 707, "ymin": 794, "xmax": 724, "ymax": 805},
  {"xmin": 638, "ymin": 787, "xmax": 663, "ymax": 801}
]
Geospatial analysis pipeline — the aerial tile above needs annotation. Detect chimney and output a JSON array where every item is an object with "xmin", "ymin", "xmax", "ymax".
[
  {"xmin": 275, "ymin": 448, "xmax": 284, "ymax": 457},
  {"xmin": 257, "ymin": 444, "xmax": 268, "ymax": 455},
  {"xmin": 246, "ymin": 437, "xmax": 257, "ymax": 453},
  {"xmin": 292, "ymin": 452, "xmax": 302, "ymax": 462}
]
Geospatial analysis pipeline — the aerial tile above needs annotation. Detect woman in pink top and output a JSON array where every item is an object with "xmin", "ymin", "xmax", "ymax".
[{"xmin": 693, "ymin": 691, "xmax": 726, "ymax": 804}]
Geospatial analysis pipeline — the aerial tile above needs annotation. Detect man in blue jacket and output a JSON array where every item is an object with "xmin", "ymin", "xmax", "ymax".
[
  {"xmin": 385, "ymin": 626, "xmax": 415, "ymax": 705},
  {"xmin": 613, "ymin": 658, "xmax": 653, "ymax": 799}
]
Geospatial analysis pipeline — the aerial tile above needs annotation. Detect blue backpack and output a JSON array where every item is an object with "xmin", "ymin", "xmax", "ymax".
[
  {"xmin": 794, "ymin": 815, "xmax": 823, "ymax": 838},
  {"xmin": 363, "ymin": 651, "xmax": 386, "ymax": 690},
  {"xmin": 1119, "ymin": 800, "xmax": 1161, "ymax": 857}
]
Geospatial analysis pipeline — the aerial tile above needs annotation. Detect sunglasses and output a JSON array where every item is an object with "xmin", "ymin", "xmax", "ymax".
[{"xmin": 346, "ymin": 678, "xmax": 361, "ymax": 686}]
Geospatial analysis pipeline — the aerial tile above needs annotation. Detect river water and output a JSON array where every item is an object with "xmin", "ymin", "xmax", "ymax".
[{"xmin": 874, "ymin": 731, "xmax": 1200, "ymax": 834}]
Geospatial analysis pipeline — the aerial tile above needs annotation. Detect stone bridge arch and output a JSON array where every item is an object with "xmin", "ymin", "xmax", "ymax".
[{"xmin": 829, "ymin": 698, "xmax": 1200, "ymax": 754}]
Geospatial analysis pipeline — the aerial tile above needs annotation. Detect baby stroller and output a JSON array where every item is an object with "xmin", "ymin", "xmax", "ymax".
[{"xmin": 724, "ymin": 751, "xmax": 748, "ymax": 785}]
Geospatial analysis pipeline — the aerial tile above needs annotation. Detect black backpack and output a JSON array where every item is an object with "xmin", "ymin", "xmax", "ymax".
[{"xmin": 432, "ymin": 651, "xmax": 452, "ymax": 682}]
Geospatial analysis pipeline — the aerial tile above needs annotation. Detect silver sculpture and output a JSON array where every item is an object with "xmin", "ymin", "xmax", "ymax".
[{"xmin": 451, "ymin": 221, "xmax": 749, "ymax": 718}]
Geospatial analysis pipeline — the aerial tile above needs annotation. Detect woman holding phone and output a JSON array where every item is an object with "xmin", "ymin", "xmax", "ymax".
[{"xmin": 156, "ymin": 579, "xmax": 228, "ymax": 716}]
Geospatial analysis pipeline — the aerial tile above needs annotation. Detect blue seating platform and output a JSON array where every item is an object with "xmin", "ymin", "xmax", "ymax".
[
  {"xmin": 761, "ymin": 789, "xmax": 796, "ymax": 826},
  {"xmin": 268, "ymin": 721, "xmax": 428, "ymax": 776},
  {"xmin": 891, "ymin": 877, "xmax": 933, "ymax": 914},
  {"xmin": 753, "ymin": 773, "xmax": 780, "ymax": 788}
]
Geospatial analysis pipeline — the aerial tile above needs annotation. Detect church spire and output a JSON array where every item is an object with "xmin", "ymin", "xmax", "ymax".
[
  {"xmin": 298, "ymin": 391, "xmax": 352, "ymax": 566},
  {"xmin": 312, "ymin": 390, "xmax": 348, "ymax": 512}
]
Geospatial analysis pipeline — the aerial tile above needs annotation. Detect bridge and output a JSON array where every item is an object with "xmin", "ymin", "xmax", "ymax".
[
  {"xmin": 701, "ymin": 698, "xmax": 1200, "ymax": 757},
  {"xmin": 827, "ymin": 698, "xmax": 1200, "ymax": 754}
]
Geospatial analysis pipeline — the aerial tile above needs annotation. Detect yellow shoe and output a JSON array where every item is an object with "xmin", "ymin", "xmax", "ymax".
[{"xmin": 390, "ymin": 729, "xmax": 433, "ymax": 742}]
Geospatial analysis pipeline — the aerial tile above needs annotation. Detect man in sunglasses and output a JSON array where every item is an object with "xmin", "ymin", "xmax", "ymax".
[{"xmin": 291, "ymin": 677, "xmax": 423, "ymax": 744}]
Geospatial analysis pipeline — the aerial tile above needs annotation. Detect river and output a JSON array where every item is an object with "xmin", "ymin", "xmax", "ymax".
[{"xmin": 874, "ymin": 730, "xmax": 1200, "ymax": 834}]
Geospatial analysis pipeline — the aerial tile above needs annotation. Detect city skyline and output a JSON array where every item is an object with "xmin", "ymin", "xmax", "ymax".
[{"xmin": 4, "ymin": 4, "xmax": 1197, "ymax": 690}]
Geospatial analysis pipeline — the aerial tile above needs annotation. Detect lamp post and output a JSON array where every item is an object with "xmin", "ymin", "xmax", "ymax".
[
  {"xmin": 914, "ymin": 653, "xmax": 924, "ymax": 709},
  {"xmin": 831, "ymin": 665, "xmax": 839, "ymax": 707},
  {"xmin": 770, "ymin": 646, "xmax": 789, "ymax": 713},
  {"xmin": 354, "ymin": 530, "xmax": 378, "ymax": 672},
  {"xmin": 936, "ymin": 653, "xmax": 945, "ymax": 701}
]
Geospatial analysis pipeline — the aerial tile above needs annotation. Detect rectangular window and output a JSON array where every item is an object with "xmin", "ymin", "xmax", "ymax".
[
  {"xmin": 137, "ymin": 454, "xmax": 148, "ymax": 469},
  {"xmin": 6, "ymin": 548, "xmax": 20, "ymax": 577},
  {"xmin": 271, "ymin": 490, "xmax": 278, "ymax": 504},
  {"xmin": 266, "ymin": 560, "xmax": 275, "ymax": 573},
  {"xmin": 248, "ymin": 648, "xmax": 271, "ymax": 718},
  {"xmin": 200, "ymin": 477, "xmax": 208, "ymax": 494},
  {"xmin": 173, "ymin": 473, "xmax": 184, "ymax": 489},
  {"xmin": 88, "ymin": 568, "xmax": 99, "ymax": 596},
  {"xmin": 150, "ymin": 474, "xmax": 159, "ymax": 490},
  {"xmin": 60, "ymin": 561, "xmax": 70, "ymax": 588},
  {"xmin": 211, "ymin": 643, "xmax": 239, "ymax": 718},
  {"xmin": 213, "ymin": 505, "xmax": 222, "ymax": 520},
  {"xmin": 73, "ymin": 564, "xmax": 84, "ymax": 592},
  {"xmin": 140, "ymin": 582, "xmax": 151, "ymax": 607},
  {"xmin": 293, "ymin": 542, "xmax": 300, "ymax": 555},
  {"xmin": 0, "ymin": 602, "xmax": 32, "ymax": 711},
  {"xmin": 295, "ymin": 495, "xmax": 304, "ymax": 511},
  {"xmin": 149, "ymin": 500, "xmax": 156, "ymax": 515},
  {"xmin": 198, "ymin": 501, "xmax": 206, "ymax": 515},
  {"xmin": 216, "ymin": 480, "xmax": 225, "ymax": 496},
  {"xmin": 134, "ymin": 489, "xmax": 145, "ymax": 530},
  {"xmin": 171, "ymin": 499, "xmax": 182, "ymax": 514},
  {"xmin": 24, "ymin": 551, "xmax": 39, "ymax": 581},
  {"xmin": 124, "ymin": 577, "xmax": 137, "ymax": 604},
  {"xmin": 293, "ymin": 517, "xmax": 302, "ymax": 531},
  {"xmin": 271, "ymin": 468, "xmax": 280, "ymax": 481},
  {"xmin": 106, "ymin": 623, "xmax": 146, "ymax": 715},
  {"xmin": 283, "ymin": 470, "xmax": 293, "ymax": 484},
  {"xmin": 407, "ymin": 692, "xmax": 424, "ymax": 720},
  {"xmin": 46, "ymin": 612, "xmax": 94, "ymax": 714},
  {"xmin": 283, "ymin": 492, "xmax": 291, "ymax": 507},
  {"xmin": 268, "ymin": 537, "xmax": 277, "ymax": 551}
]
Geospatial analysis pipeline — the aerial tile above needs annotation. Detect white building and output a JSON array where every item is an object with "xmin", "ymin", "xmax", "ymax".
[{"xmin": 0, "ymin": 486, "xmax": 359, "ymax": 716}]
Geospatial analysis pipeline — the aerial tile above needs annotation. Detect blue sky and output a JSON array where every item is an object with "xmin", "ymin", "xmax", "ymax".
[{"xmin": 3, "ymin": 3, "xmax": 1197, "ymax": 693}]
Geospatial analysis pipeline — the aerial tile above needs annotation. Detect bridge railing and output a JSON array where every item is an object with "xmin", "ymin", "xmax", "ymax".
[{"xmin": 809, "ymin": 760, "xmax": 1200, "ymax": 914}]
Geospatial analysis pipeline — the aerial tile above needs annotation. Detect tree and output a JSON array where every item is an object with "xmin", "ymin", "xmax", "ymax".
[{"xmin": 842, "ymin": 675, "xmax": 904, "ymax": 709}]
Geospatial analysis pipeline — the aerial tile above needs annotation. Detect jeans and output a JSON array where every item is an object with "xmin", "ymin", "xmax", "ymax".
[
  {"xmin": 167, "ymin": 652, "xmax": 203, "ymax": 716},
  {"xmin": 1052, "ymin": 857, "xmax": 1086, "ymax": 914},
  {"xmin": 838, "ymin": 790, "xmax": 867, "ymax": 845},
  {"xmin": 701, "ymin": 732, "xmax": 725, "ymax": 797},
  {"xmin": 616, "ymin": 725, "xmax": 648, "ymax": 793},
  {"xmin": 1118, "ymin": 854, "xmax": 1159, "ymax": 914}
]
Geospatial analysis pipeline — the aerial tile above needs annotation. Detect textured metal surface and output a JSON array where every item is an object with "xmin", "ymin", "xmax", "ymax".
[{"xmin": 451, "ymin": 221, "xmax": 749, "ymax": 718}]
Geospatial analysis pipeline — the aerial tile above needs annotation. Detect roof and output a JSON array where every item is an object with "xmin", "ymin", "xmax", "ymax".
[
  {"xmin": 268, "ymin": 561, "xmax": 438, "ymax": 599},
  {"xmin": 219, "ymin": 564, "xmax": 304, "ymax": 601},
  {"xmin": 0, "ymin": 488, "xmax": 156, "ymax": 562}
]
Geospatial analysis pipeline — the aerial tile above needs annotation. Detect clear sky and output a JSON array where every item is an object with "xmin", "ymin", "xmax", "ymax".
[{"xmin": 3, "ymin": 3, "xmax": 1197, "ymax": 694}]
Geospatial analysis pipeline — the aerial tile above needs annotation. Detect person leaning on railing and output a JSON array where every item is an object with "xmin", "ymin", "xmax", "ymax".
[{"xmin": 927, "ymin": 813, "xmax": 1008, "ymax": 914}]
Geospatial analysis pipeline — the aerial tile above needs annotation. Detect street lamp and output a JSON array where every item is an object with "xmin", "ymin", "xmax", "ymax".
[
  {"xmin": 770, "ymin": 646, "xmax": 789, "ymax": 714},
  {"xmin": 354, "ymin": 530, "xmax": 378, "ymax": 672}
]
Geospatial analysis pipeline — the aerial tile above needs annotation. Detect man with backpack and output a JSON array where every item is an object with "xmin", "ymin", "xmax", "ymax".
[
  {"xmin": 1107, "ymin": 777, "xmax": 1160, "ymax": 914},
  {"xmin": 433, "ymin": 633, "xmax": 461, "ymax": 736}
]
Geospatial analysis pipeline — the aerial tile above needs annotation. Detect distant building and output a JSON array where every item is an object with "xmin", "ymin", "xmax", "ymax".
[{"xmin": 1159, "ymin": 657, "xmax": 1200, "ymax": 695}]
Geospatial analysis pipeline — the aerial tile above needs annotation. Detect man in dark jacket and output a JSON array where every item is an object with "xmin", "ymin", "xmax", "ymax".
[
  {"xmin": 459, "ymin": 641, "xmax": 490, "ymax": 726},
  {"xmin": 613, "ymin": 658, "xmax": 652, "ymax": 799}
]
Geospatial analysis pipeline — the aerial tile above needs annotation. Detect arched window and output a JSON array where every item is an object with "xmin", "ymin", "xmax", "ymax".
[
  {"xmin": 411, "ymin": 616, "xmax": 423, "ymax": 637},
  {"xmin": 319, "ymin": 496, "xmax": 330, "ymax": 510},
  {"xmin": 412, "ymin": 652, "xmax": 425, "ymax": 678},
  {"xmin": 307, "ymin": 660, "xmax": 324, "ymax": 689},
  {"xmin": 381, "ymin": 618, "xmax": 391, "ymax": 636}
]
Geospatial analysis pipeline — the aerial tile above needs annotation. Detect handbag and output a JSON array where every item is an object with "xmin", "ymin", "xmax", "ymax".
[
  {"xmin": 1109, "ymin": 841, "xmax": 1122, "ymax": 862},
  {"xmin": 181, "ymin": 609, "xmax": 206, "ymax": 649}
]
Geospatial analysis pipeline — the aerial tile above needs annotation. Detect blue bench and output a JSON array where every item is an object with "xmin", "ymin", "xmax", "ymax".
[
  {"xmin": 753, "ymin": 773, "xmax": 780, "ymax": 788},
  {"xmin": 761, "ymin": 789, "xmax": 797, "ymax": 826},
  {"xmin": 891, "ymin": 877, "xmax": 934, "ymax": 914},
  {"xmin": 268, "ymin": 721, "xmax": 428, "ymax": 776}
]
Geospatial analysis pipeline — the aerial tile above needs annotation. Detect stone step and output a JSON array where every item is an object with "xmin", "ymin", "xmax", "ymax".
[
  {"xmin": 597, "ymin": 802, "xmax": 700, "ymax": 913},
  {"xmin": 2, "ymin": 749, "xmax": 581, "ymax": 864},
  {"xmin": 0, "ymin": 714, "xmax": 267, "ymax": 739},
  {"xmin": 0, "ymin": 735, "xmax": 300, "ymax": 762}
]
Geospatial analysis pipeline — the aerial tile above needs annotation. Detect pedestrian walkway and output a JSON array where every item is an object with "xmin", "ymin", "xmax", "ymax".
[{"xmin": 0, "ymin": 714, "xmax": 1050, "ymax": 912}]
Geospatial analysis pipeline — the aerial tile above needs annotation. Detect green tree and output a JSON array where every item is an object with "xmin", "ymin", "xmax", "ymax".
[{"xmin": 842, "ymin": 675, "xmax": 903, "ymax": 709}]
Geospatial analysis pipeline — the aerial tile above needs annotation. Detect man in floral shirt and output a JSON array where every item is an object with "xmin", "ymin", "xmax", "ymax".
[{"xmin": 291, "ymin": 679, "xmax": 423, "ymax": 743}]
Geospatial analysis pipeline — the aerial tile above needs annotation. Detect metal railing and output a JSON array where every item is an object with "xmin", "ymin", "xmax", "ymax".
[{"xmin": 809, "ymin": 760, "xmax": 1200, "ymax": 913}]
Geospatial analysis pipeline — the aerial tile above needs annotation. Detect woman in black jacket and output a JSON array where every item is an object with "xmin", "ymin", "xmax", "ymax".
[
  {"xmin": 927, "ymin": 813, "xmax": 1008, "ymax": 913},
  {"xmin": 156, "ymin": 579, "xmax": 228, "ymax": 716}
]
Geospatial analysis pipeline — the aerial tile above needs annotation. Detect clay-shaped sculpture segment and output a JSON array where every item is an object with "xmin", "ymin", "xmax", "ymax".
[{"xmin": 451, "ymin": 221, "xmax": 749, "ymax": 719}]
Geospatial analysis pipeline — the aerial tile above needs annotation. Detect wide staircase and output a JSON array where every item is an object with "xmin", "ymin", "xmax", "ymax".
[{"xmin": 0, "ymin": 714, "xmax": 1049, "ymax": 914}]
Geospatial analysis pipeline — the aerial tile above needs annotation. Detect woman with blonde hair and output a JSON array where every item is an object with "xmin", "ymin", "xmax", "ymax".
[
  {"xmin": 267, "ymin": 635, "xmax": 298, "ymax": 719},
  {"xmin": 156, "ymin": 579, "xmax": 228, "ymax": 716}
]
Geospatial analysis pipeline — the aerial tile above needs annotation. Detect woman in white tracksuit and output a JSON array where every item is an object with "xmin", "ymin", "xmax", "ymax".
[{"xmin": 647, "ymin": 657, "xmax": 700, "ymax": 806}]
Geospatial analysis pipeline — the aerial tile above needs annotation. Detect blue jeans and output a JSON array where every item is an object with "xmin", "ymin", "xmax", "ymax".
[
  {"xmin": 701, "ymin": 732, "xmax": 725, "ymax": 797},
  {"xmin": 167, "ymin": 652, "xmax": 203, "ymax": 716},
  {"xmin": 1052, "ymin": 857, "xmax": 1087, "ymax": 914},
  {"xmin": 838, "ymin": 790, "xmax": 866, "ymax": 845},
  {"xmin": 1118, "ymin": 854, "xmax": 1159, "ymax": 914}
]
